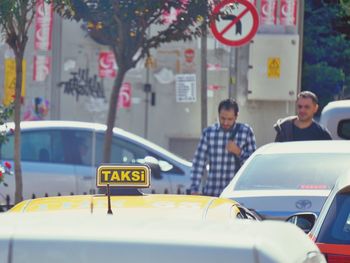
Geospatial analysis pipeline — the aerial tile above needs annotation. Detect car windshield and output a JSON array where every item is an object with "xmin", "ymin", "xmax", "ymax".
[
  {"xmin": 317, "ymin": 191, "xmax": 350, "ymax": 244},
  {"xmin": 234, "ymin": 153, "xmax": 350, "ymax": 190}
]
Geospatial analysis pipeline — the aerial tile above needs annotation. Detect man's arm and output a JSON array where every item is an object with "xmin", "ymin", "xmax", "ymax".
[
  {"xmin": 190, "ymin": 130, "xmax": 208, "ymax": 194},
  {"xmin": 239, "ymin": 126, "xmax": 257, "ymax": 164},
  {"xmin": 274, "ymin": 124, "xmax": 284, "ymax": 142}
]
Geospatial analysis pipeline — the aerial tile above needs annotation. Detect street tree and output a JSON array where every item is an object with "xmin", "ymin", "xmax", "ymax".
[
  {"xmin": 303, "ymin": 1, "xmax": 350, "ymax": 109},
  {"xmin": 0, "ymin": 0, "xmax": 70, "ymax": 203},
  {"xmin": 55, "ymin": 0, "xmax": 218, "ymax": 163}
]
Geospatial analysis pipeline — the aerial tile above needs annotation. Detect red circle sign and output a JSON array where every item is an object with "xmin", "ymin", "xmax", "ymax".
[{"xmin": 210, "ymin": 0, "xmax": 259, "ymax": 47}]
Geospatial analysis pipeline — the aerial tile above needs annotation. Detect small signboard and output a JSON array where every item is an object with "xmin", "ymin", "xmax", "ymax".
[
  {"xmin": 96, "ymin": 164, "xmax": 151, "ymax": 188},
  {"xmin": 210, "ymin": 0, "xmax": 259, "ymax": 47},
  {"xmin": 176, "ymin": 74, "xmax": 196, "ymax": 103},
  {"xmin": 267, "ymin": 57, "xmax": 280, "ymax": 79}
]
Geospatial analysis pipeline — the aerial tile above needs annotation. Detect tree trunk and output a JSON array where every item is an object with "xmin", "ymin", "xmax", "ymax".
[
  {"xmin": 14, "ymin": 53, "xmax": 24, "ymax": 204},
  {"xmin": 103, "ymin": 67, "xmax": 127, "ymax": 163}
]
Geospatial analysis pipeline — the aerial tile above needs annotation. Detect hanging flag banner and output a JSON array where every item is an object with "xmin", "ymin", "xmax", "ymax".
[
  {"xmin": 118, "ymin": 82, "xmax": 132, "ymax": 109},
  {"xmin": 260, "ymin": 0, "xmax": 277, "ymax": 25},
  {"xmin": 3, "ymin": 59, "xmax": 26, "ymax": 106},
  {"xmin": 99, "ymin": 51, "xmax": 117, "ymax": 78},
  {"xmin": 280, "ymin": 0, "xmax": 297, "ymax": 26},
  {"xmin": 33, "ymin": 55, "xmax": 51, "ymax": 82},
  {"xmin": 34, "ymin": 0, "xmax": 53, "ymax": 51}
]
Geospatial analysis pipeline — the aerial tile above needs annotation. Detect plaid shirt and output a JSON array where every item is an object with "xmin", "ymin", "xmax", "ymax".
[{"xmin": 191, "ymin": 122, "xmax": 256, "ymax": 197}]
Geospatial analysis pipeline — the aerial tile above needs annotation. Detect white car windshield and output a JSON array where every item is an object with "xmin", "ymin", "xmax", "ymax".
[{"xmin": 235, "ymin": 153, "xmax": 350, "ymax": 190}]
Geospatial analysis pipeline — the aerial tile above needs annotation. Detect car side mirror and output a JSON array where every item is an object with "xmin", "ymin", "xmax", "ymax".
[
  {"xmin": 143, "ymin": 156, "xmax": 162, "ymax": 180},
  {"xmin": 286, "ymin": 212, "xmax": 318, "ymax": 234},
  {"xmin": 145, "ymin": 162, "xmax": 162, "ymax": 180},
  {"xmin": 158, "ymin": 160, "xmax": 173, "ymax": 172}
]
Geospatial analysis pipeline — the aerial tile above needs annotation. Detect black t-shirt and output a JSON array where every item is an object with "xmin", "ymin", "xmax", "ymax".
[{"xmin": 292, "ymin": 121, "xmax": 332, "ymax": 141}]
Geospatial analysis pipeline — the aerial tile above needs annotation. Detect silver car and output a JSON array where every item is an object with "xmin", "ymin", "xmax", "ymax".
[
  {"xmin": 0, "ymin": 213, "xmax": 325, "ymax": 263},
  {"xmin": 0, "ymin": 121, "xmax": 191, "ymax": 205},
  {"xmin": 220, "ymin": 141, "xmax": 350, "ymax": 220}
]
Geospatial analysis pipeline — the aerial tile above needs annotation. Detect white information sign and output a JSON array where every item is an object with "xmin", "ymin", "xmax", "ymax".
[{"xmin": 175, "ymin": 74, "xmax": 196, "ymax": 103}]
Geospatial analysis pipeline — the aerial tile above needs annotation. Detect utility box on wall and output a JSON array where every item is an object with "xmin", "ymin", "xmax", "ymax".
[{"xmin": 248, "ymin": 34, "xmax": 299, "ymax": 101}]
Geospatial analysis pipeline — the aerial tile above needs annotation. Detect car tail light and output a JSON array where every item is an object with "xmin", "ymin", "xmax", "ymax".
[{"xmin": 326, "ymin": 254, "xmax": 350, "ymax": 263}]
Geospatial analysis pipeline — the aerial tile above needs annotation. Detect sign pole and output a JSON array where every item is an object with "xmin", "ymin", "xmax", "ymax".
[
  {"xmin": 107, "ymin": 183, "xmax": 113, "ymax": 215},
  {"xmin": 200, "ymin": 18, "xmax": 208, "ymax": 131}
]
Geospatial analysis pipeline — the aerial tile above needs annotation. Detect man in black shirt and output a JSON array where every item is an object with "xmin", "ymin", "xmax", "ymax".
[{"xmin": 274, "ymin": 91, "xmax": 332, "ymax": 142}]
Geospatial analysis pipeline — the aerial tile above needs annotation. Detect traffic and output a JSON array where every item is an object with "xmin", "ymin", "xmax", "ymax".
[
  {"xmin": 1, "ymin": 0, "xmax": 350, "ymax": 262},
  {"xmin": 1, "ymin": 163, "xmax": 325, "ymax": 263},
  {"xmin": 0, "ymin": 96, "xmax": 348, "ymax": 263}
]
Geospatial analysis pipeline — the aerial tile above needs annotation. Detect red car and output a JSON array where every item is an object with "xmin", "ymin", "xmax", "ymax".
[{"xmin": 288, "ymin": 172, "xmax": 350, "ymax": 262}]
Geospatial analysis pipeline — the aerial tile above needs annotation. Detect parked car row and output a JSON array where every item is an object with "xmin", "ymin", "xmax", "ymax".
[{"xmin": 0, "ymin": 121, "xmax": 192, "ymax": 206}]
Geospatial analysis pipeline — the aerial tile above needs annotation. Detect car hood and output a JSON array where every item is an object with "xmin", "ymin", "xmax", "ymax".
[
  {"xmin": 9, "ymin": 194, "xmax": 239, "ymax": 221},
  {"xmin": 222, "ymin": 190, "xmax": 330, "ymax": 220}
]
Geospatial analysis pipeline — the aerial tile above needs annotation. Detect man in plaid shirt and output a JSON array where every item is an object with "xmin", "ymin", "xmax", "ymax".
[{"xmin": 190, "ymin": 99, "xmax": 257, "ymax": 197}]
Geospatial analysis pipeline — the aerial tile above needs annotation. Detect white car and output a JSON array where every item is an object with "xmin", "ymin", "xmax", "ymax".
[
  {"xmin": 221, "ymin": 140, "xmax": 350, "ymax": 220},
  {"xmin": 0, "ymin": 213, "xmax": 325, "ymax": 263},
  {"xmin": 0, "ymin": 121, "xmax": 191, "ymax": 206},
  {"xmin": 320, "ymin": 99, "xmax": 350, "ymax": 140}
]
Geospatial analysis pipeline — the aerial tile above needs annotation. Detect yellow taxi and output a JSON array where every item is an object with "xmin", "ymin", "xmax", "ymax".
[
  {"xmin": 10, "ymin": 164, "xmax": 258, "ymax": 221},
  {"xmin": 3, "ymin": 164, "xmax": 326, "ymax": 263}
]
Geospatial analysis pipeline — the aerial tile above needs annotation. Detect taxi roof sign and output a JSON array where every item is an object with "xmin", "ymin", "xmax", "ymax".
[{"xmin": 96, "ymin": 164, "xmax": 151, "ymax": 188}]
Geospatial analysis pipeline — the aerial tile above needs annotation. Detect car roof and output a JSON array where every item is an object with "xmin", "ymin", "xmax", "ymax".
[
  {"xmin": 322, "ymin": 99, "xmax": 350, "ymax": 111},
  {"xmin": 0, "ymin": 213, "xmax": 320, "ymax": 263},
  {"xmin": 10, "ymin": 194, "xmax": 240, "ymax": 221},
  {"xmin": 254, "ymin": 141, "xmax": 350, "ymax": 154},
  {"xmin": 2, "ymin": 120, "xmax": 191, "ymax": 165},
  {"xmin": 4, "ymin": 120, "xmax": 107, "ymax": 131}
]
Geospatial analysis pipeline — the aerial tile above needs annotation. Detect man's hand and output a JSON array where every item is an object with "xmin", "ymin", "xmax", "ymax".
[{"xmin": 226, "ymin": 140, "xmax": 241, "ymax": 156}]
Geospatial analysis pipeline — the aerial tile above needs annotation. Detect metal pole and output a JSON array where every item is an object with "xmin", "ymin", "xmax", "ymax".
[
  {"xmin": 200, "ymin": 21, "xmax": 208, "ymax": 131},
  {"xmin": 144, "ymin": 72, "xmax": 150, "ymax": 139},
  {"xmin": 106, "ymin": 184, "xmax": 113, "ymax": 215},
  {"xmin": 229, "ymin": 47, "xmax": 238, "ymax": 99},
  {"xmin": 50, "ymin": 13, "xmax": 62, "ymax": 120},
  {"xmin": 144, "ymin": 28, "xmax": 151, "ymax": 139},
  {"xmin": 297, "ymin": 0, "xmax": 305, "ymax": 95}
]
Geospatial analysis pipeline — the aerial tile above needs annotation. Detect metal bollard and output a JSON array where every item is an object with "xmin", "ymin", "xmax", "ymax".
[{"xmin": 6, "ymin": 195, "xmax": 10, "ymax": 210}]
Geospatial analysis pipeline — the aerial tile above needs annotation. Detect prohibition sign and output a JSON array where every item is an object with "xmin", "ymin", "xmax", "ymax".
[{"xmin": 210, "ymin": 0, "xmax": 259, "ymax": 47}]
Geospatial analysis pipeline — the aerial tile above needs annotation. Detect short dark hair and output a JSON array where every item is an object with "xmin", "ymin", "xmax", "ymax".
[
  {"xmin": 297, "ymin": 91, "xmax": 318, "ymax": 104},
  {"xmin": 218, "ymin": 99, "xmax": 239, "ymax": 115}
]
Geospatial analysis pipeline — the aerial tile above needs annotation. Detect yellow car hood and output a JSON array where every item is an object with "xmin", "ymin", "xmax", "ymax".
[{"xmin": 10, "ymin": 194, "xmax": 240, "ymax": 220}]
